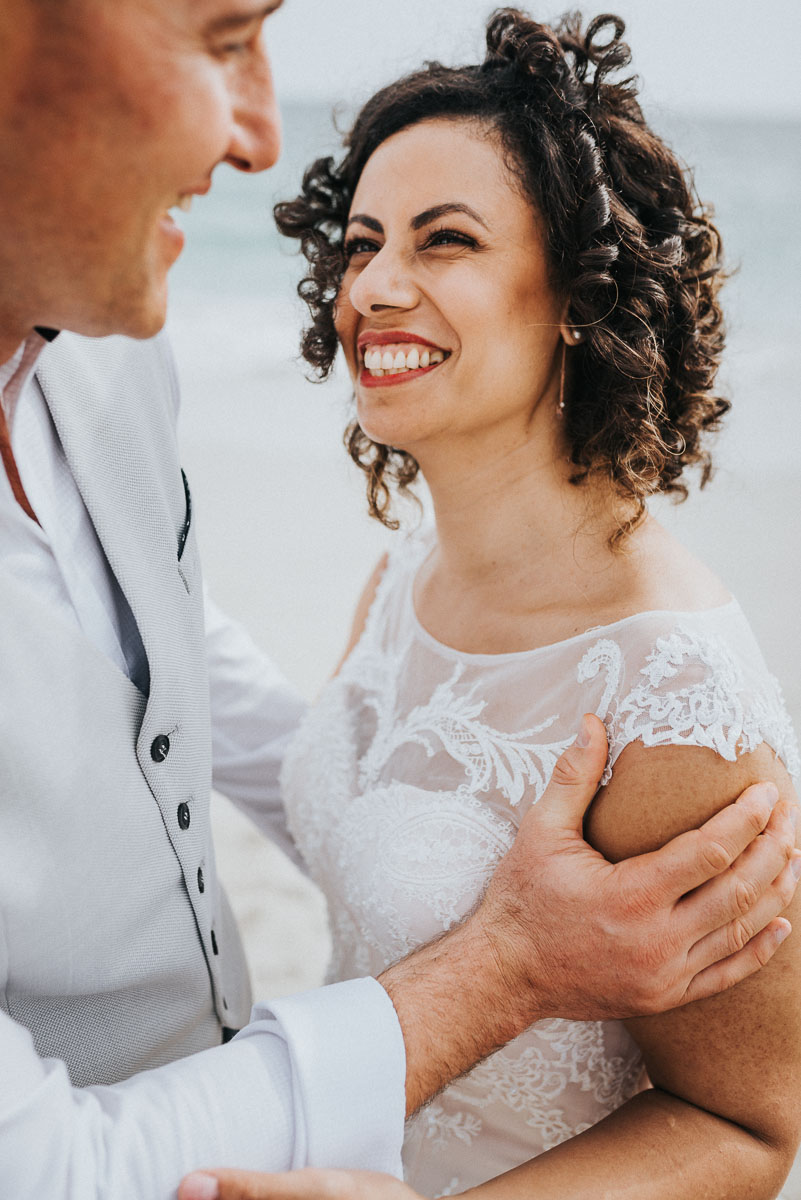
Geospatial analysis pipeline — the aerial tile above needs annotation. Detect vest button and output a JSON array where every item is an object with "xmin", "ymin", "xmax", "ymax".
[
  {"xmin": 211, "ymin": 929, "xmax": 219, "ymax": 955},
  {"xmin": 177, "ymin": 803, "xmax": 191, "ymax": 830},
  {"xmin": 150, "ymin": 734, "xmax": 170, "ymax": 762},
  {"xmin": 197, "ymin": 866, "xmax": 205, "ymax": 893}
]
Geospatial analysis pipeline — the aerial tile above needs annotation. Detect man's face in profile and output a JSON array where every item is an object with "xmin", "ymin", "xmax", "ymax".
[{"xmin": 0, "ymin": 0, "xmax": 283, "ymax": 343}]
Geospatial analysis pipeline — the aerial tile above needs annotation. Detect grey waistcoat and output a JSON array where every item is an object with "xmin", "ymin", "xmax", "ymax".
[{"xmin": 0, "ymin": 332, "xmax": 251, "ymax": 1086}]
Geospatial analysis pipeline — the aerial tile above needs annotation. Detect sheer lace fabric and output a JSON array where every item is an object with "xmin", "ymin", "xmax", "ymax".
[{"xmin": 282, "ymin": 530, "xmax": 799, "ymax": 1198}]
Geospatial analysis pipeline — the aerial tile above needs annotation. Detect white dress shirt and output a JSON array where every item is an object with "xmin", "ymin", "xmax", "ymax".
[{"xmin": 0, "ymin": 335, "xmax": 406, "ymax": 1198}]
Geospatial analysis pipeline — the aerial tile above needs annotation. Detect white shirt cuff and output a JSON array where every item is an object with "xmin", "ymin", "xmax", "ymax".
[{"xmin": 243, "ymin": 977, "xmax": 406, "ymax": 1176}]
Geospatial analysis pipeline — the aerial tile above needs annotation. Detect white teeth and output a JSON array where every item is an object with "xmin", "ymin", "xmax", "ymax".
[
  {"xmin": 176, "ymin": 195, "xmax": 193, "ymax": 213},
  {"xmin": 361, "ymin": 343, "xmax": 448, "ymax": 375}
]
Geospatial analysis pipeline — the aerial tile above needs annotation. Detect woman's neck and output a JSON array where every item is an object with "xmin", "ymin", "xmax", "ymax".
[{"xmin": 420, "ymin": 423, "xmax": 627, "ymax": 611}]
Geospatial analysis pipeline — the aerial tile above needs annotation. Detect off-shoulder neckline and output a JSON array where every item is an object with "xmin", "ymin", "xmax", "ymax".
[{"xmin": 400, "ymin": 532, "xmax": 740, "ymax": 664}]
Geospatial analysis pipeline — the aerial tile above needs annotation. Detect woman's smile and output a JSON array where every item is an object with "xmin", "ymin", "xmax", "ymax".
[{"xmin": 357, "ymin": 331, "xmax": 451, "ymax": 387}]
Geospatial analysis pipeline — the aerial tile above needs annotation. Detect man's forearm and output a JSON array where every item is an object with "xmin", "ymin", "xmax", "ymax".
[{"xmin": 379, "ymin": 913, "xmax": 538, "ymax": 1116}]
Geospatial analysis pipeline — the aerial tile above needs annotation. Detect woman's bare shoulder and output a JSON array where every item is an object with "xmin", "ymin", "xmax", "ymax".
[
  {"xmin": 614, "ymin": 519, "xmax": 731, "ymax": 617},
  {"xmin": 332, "ymin": 554, "xmax": 389, "ymax": 676},
  {"xmin": 586, "ymin": 740, "xmax": 796, "ymax": 862}
]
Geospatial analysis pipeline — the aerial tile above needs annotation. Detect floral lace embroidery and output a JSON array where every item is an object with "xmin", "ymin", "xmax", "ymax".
[
  {"xmin": 411, "ymin": 1020, "xmax": 643, "ymax": 1154},
  {"xmin": 359, "ymin": 662, "xmax": 573, "ymax": 806},
  {"xmin": 420, "ymin": 1105, "xmax": 483, "ymax": 1149},
  {"xmin": 578, "ymin": 628, "xmax": 801, "ymax": 781}
]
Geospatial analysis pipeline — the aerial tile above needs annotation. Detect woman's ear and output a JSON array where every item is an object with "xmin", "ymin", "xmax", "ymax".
[{"xmin": 559, "ymin": 321, "xmax": 585, "ymax": 347}]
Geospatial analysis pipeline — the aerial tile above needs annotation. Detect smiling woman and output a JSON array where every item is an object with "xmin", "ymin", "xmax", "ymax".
[
  {"xmin": 275, "ymin": 8, "xmax": 726, "ymax": 540},
  {"xmin": 272, "ymin": 8, "xmax": 801, "ymax": 1200}
]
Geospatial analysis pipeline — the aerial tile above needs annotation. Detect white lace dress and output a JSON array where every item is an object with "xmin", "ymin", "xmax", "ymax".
[{"xmin": 281, "ymin": 530, "xmax": 800, "ymax": 1199}]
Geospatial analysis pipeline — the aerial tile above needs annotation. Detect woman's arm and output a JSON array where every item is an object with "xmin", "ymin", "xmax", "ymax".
[{"xmin": 457, "ymin": 740, "xmax": 801, "ymax": 1200}]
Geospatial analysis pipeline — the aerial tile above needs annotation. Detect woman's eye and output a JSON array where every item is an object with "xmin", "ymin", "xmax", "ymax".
[
  {"xmin": 344, "ymin": 238, "xmax": 380, "ymax": 260},
  {"xmin": 423, "ymin": 228, "xmax": 477, "ymax": 250}
]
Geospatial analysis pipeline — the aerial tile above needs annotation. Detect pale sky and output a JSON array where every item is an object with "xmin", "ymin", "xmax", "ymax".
[{"xmin": 267, "ymin": 0, "xmax": 801, "ymax": 119}]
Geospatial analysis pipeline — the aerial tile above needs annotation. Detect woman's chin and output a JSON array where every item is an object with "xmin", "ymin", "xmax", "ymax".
[{"xmin": 355, "ymin": 409, "xmax": 422, "ymax": 453}]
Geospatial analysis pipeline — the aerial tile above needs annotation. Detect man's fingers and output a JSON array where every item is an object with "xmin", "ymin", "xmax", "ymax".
[
  {"xmin": 686, "ymin": 853, "xmax": 800, "ymax": 974},
  {"xmin": 680, "ymin": 918, "xmax": 792, "ymax": 1006},
  {"xmin": 675, "ymin": 802, "xmax": 799, "ymax": 938},
  {"xmin": 180, "ymin": 1171, "xmax": 225, "ymax": 1200},
  {"xmin": 533, "ymin": 713, "xmax": 608, "ymax": 831},
  {"xmin": 180, "ymin": 1169, "xmax": 313, "ymax": 1200},
  {"xmin": 179, "ymin": 1168, "xmax": 417, "ymax": 1200},
  {"xmin": 641, "ymin": 782, "xmax": 781, "ymax": 902}
]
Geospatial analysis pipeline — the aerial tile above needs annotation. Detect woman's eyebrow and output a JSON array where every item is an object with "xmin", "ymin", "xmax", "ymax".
[
  {"xmin": 410, "ymin": 202, "xmax": 489, "ymax": 231},
  {"xmin": 346, "ymin": 214, "xmax": 384, "ymax": 233}
]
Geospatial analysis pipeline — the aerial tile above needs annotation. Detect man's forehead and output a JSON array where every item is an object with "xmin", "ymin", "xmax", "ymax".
[{"xmin": 15, "ymin": 0, "xmax": 284, "ymax": 32}]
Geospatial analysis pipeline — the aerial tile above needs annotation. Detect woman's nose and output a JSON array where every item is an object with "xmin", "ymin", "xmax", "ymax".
[{"xmin": 347, "ymin": 246, "xmax": 420, "ymax": 315}]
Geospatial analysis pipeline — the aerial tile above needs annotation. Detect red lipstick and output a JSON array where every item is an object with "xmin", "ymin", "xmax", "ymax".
[{"xmin": 357, "ymin": 330, "xmax": 446, "ymax": 352}]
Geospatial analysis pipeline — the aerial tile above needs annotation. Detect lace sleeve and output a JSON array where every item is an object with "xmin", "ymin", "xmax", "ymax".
[{"xmin": 578, "ymin": 620, "xmax": 800, "ymax": 785}]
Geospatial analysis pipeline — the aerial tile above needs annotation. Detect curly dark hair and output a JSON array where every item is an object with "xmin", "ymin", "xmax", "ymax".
[{"xmin": 274, "ymin": 8, "xmax": 728, "ymax": 535}]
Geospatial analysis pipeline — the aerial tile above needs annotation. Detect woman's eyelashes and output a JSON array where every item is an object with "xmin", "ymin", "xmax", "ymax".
[
  {"xmin": 343, "ymin": 226, "xmax": 480, "ymax": 261},
  {"xmin": 422, "ymin": 227, "xmax": 479, "ymax": 251},
  {"xmin": 343, "ymin": 235, "xmax": 381, "ymax": 260}
]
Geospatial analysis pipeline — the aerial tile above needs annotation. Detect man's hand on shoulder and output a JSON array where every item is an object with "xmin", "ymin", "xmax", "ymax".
[
  {"xmin": 180, "ymin": 1168, "xmax": 423, "ymax": 1200},
  {"xmin": 478, "ymin": 713, "xmax": 798, "ymax": 1021},
  {"xmin": 380, "ymin": 714, "xmax": 799, "ymax": 1113}
]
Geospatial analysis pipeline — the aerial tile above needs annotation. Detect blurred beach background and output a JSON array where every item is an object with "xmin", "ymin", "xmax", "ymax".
[{"xmin": 167, "ymin": 0, "xmax": 800, "ymax": 1189}]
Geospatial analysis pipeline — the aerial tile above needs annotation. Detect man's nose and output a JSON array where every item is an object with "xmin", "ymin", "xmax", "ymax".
[
  {"xmin": 225, "ymin": 35, "xmax": 282, "ymax": 174},
  {"xmin": 348, "ymin": 246, "xmax": 420, "ymax": 315}
]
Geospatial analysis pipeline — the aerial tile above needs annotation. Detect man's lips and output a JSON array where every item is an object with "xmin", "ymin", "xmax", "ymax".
[
  {"xmin": 158, "ymin": 179, "xmax": 211, "ymax": 258},
  {"xmin": 159, "ymin": 212, "xmax": 186, "ymax": 257}
]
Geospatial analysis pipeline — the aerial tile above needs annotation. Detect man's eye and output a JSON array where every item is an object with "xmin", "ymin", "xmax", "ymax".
[
  {"xmin": 344, "ymin": 238, "xmax": 380, "ymax": 260},
  {"xmin": 217, "ymin": 40, "xmax": 251, "ymax": 56},
  {"xmin": 213, "ymin": 19, "xmax": 265, "ymax": 58}
]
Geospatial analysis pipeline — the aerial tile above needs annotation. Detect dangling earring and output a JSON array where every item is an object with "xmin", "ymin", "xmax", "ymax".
[{"xmin": 558, "ymin": 329, "xmax": 584, "ymax": 416}]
